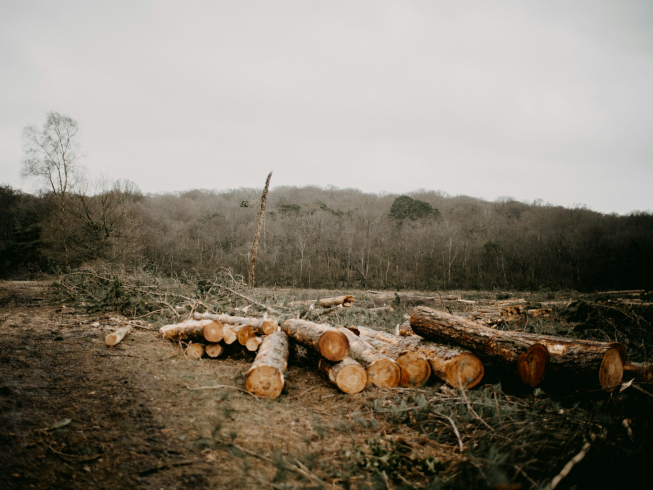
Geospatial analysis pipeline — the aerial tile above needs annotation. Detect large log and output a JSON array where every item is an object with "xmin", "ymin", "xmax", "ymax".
[
  {"xmin": 186, "ymin": 343, "xmax": 204, "ymax": 359},
  {"xmin": 352, "ymin": 327, "xmax": 431, "ymax": 387},
  {"xmin": 281, "ymin": 319, "xmax": 349, "ymax": 362},
  {"xmin": 353, "ymin": 326, "xmax": 483, "ymax": 389},
  {"xmin": 194, "ymin": 312, "xmax": 278, "ymax": 335},
  {"xmin": 318, "ymin": 357, "xmax": 367, "ymax": 394},
  {"xmin": 245, "ymin": 331, "xmax": 289, "ymax": 398},
  {"xmin": 319, "ymin": 295, "xmax": 355, "ymax": 308},
  {"xmin": 105, "ymin": 325, "xmax": 133, "ymax": 347},
  {"xmin": 337, "ymin": 327, "xmax": 401, "ymax": 388},
  {"xmin": 410, "ymin": 306, "xmax": 625, "ymax": 390}
]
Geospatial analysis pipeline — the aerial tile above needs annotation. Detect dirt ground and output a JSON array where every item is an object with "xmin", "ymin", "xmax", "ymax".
[{"xmin": 0, "ymin": 281, "xmax": 450, "ymax": 489}]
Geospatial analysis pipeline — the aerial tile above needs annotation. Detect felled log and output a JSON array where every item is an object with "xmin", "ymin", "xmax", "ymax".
[
  {"xmin": 160, "ymin": 320, "xmax": 221, "ymax": 342},
  {"xmin": 319, "ymin": 295, "xmax": 355, "ymax": 308},
  {"xmin": 105, "ymin": 325, "xmax": 133, "ymax": 347},
  {"xmin": 287, "ymin": 299, "xmax": 317, "ymax": 307},
  {"xmin": 205, "ymin": 343, "xmax": 224, "ymax": 358},
  {"xmin": 624, "ymin": 362, "xmax": 653, "ymax": 381},
  {"xmin": 496, "ymin": 298, "xmax": 526, "ymax": 306},
  {"xmin": 186, "ymin": 343, "xmax": 204, "ymax": 359},
  {"xmin": 308, "ymin": 304, "xmax": 343, "ymax": 319},
  {"xmin": 352, "ymin": 327, "xmax": 431, "ymax": 387},
  {"xmin": 457, "ymin": 299, "xmax": 475, "ymax": 305},
  {"xmin": 318, "ymin": 357, "xmax": 367, "ymax": 394},
  {"xmin": 527, "ymin": 308, "xmax": 552, "ymax": 317},
  {"xmin": 337, "ymin": 327, "xmax": 401, "ymax": 388},
  {"xmin": 353, "ymin": 326, "xmax": 483, "ymax": 389},
  {"xmin": 222, "ymin": 325, "xmax": 238, "ymax": 345},
  {"xmin": 598, "ymin": 290, "xmax": 645, "ymax": 295},
  {"xmin": 245, "ymin": 331, "xmax": 289, "ymax": 398},
  {"xmin": 194, "ymin": 312, "xmax": 277, "ymax": 335},
  {"xmin": 246, "ymin": 336, "xmax": 263, "ymax": 352},
  {"xmin": 281, "ymin": 319, "xmax": 349, "ymax": 362},
  {"xmin": 367, "ymin": 292, "xmax": 445, "ymax": 307},
  {"xmin": 410, "ymin": 306, "xmax": 625, "ymax": 389},
  {"xmin": 202, "ymin": 320, "xmax": 225, "ymax": 343}
]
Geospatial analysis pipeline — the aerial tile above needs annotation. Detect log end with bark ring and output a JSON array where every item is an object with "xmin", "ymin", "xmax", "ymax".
[
  {"xmin": 396, "ymin": 352, "xmax": 431, "ymax": 387},
  {"xmin": 367, "ymin": 358, "xmax": 401, "ymax": 388},
  {"xmin": 319, "ymin": 330, "xmax": 350, "ymax": 362},
  {"xmin": 237, "ymin": 325, "xmax": 255, "ymax": 346},
  {"xmin": 261, "ymin": 319, "xmax": 278, "ymax": 335},
  {"xmin": 205, "ymin": 343, "xmax": 224, "ymax": 358},
  {"xmin": 517, "ymin": 344, "xmax": 550, "ymax": 387},
  {"xmin": 203, "ymin": 320, "xmax": 224, "ymax": 343},
  {"xmin": 334, "ymin": 363, "xmax": 368, "ymax": 394},
  {"xmin": 186, "ymin": 343, "xmax": 204, "ymax": 359},
  {"xmin": 246, "ymin": 365, "xmax": 284, "ymax": 398},
  {"xmin": 599, "ymin": 347, "xmax": 624, "ymax": 391},
  {"xmin": 447, "ymin": 352, "xmax": 485, "ymax": 389}
]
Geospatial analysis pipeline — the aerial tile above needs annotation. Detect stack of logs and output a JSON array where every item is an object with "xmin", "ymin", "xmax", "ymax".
[{"xmin": 104, "ymin": 294, "xmax": 650, "ymax": 399}]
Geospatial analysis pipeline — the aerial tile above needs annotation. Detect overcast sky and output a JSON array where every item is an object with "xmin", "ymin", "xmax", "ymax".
[{"xmin": 1, "ymin": 1, "xmax": 652, "ymax": 214}]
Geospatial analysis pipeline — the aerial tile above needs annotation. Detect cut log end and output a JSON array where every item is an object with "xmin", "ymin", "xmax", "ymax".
[
  {"xmin": 517, "ymin": 344, "xmax": 550, "ymax": 388},
  {"xmin": 203, "ymin": 320, "xmax": 224, "ymax": 343},
  {"xmin": 599, "ymin": 348, "xmax": 624, "ymax": 390},
  {"xmin": 237, "ymin": 325, "xmax": 255, "ymax": 346},
  {"xmin": 245, "ymin": 365, "xmax": 284, "ymax": 398},
  {"xmin": 446, "ymin": 352, "xmax": 485, "ymax": 389},
  {"xmin": 104, "ymin": 325, "xmax": 132, "ymax": 347},
  {"xmin": 205, "ymin": 343, "xmax": 224, "ymax": 358},
  {"xmin": 334, "ymin": 363, "xmax": 368, "ymax": 394},
  {"xmin": 396, "ymin": 352, "xmax": 431, "ymax": 387},
  {"xmin": 261, "ymin": 319, "xmax": 278, "ymax": 335},
  {"xmin": 318, "ymin": 330, "xmax": 350, "ymax": 362},
  {"xmin": 186, "ymin": 343, "xmax": 204, "ymax": 359},
  {"xmin": 367, "ymin": 358, "xmax": 401, "ymax": 388},
  {"xmin": 246, "ymin": 337, "xmax": 263, "ymax": 352}
]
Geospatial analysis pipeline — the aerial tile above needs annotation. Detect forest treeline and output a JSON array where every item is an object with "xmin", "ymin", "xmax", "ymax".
[{"xmin": 2, "ymin": 183, "xmax": 652, "ymax": 291}]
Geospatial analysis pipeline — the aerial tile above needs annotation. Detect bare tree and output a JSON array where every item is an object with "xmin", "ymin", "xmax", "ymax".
[
  {"xmin": 21, "ymin": 112, "xmax": 82, "ymax": 266},
  {"xmin": 248, "ymin": 172, "xmax": 272, "ymax": 287}
]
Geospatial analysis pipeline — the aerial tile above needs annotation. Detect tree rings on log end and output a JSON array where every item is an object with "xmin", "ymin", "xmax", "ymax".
[
  {"xmin": 246, "ymin": 365, "xmax": 284, "ymax": 398},
  {"xmin": 599, "ymin": 347, "xmax": 624, "ymax": 391},
  {"xmin": 203, "ymin": 320, "xmax": 224, "ymax": 343},
  {"xmin": 367, "ymin": 358, "xmax": 401, "ymax": 388},
  {"xmin": 205, "ymin": 343, "xmax": 224, "ymax": 358},
  {"xmin": 447, "ymin": 353, "xmax": 485, "ymax": 389},
  {"xmin": 518, "ymin": 344, "xmax": 550, "ymax": 387},
  {"xmin": 319, "ymin": 330, "xmax": 350, "ymax": 362},
  {"xmin": 261, "ymin": 319, "xmax": 278, "ymax": 335},
  {"xmin": 186, "ymin": 343, "xmax": 204, "ymax": 359},
  {"xmin": 237, "ymin": 326, "xmax": 255, "ymax": 345},
  {"xmin": 335, "ymin": 363, "xmax": 367, "ymax": 394},
  {"xmin": 396, "ymin": 352, "xmax": 431, "ymax": 387}
]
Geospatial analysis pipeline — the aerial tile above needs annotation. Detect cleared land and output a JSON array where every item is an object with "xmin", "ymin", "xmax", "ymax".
[{"xmin": 1, "ymin": 279, "xmax": 652, "ymax": 489}]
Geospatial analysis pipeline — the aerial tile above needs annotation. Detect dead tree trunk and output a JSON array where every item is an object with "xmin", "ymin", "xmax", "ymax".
[
  {"xmin": 410, "ymin": 306, "xmax": 625, "ymax": 389},
  {"xmin": 281, "ymin": 319, "xmax": 349, "ymax": 362},
  {"xmin": 337, "ymin": 327, "xmax": 401, "ymax": 388},
  {"xmin": 318, "ymin": 357, "xmax": 367, "ymax": 394},
  {"xmin": 245, "ymin": 331, "xmax": 288, "ymax": 398},
  {"xmin": 248, "ymin": 171, "xmax": 272, "ymax": 287},
  {"xmin": 105, "ymin": 325, "xmax": 132, "ymax": 347}
]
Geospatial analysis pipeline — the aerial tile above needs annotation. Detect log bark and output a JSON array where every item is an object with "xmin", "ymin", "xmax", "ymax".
[
  {"xmin": 245, "ymin": 331, "xmax": 288, "ymax": 398},
  {"xmin": 186, "ymin": 343, "xmax": 204, "ymax": 359},
  {"xmin": 281, "ymin": 319, "xmax": 349, "ymax": 362},
  {"xmin": 194, "ymin": 312, "xmax": 278, "ymax": 335},
  {"xmin": 160, "ymin": 320, "xmax": 206, "ymax": 342},
  {"xmin": 410, "ymin": 306, "xmax": 625, "ymax": 389},
  {"xmin": 205, "ymin": 343, "xmax": 224, "ymax": 358},
  {"xmin": 337, "ymin": 327, "xmax": 401, "ymax": 388},
  {"xmin": 318, "ymin": 357, "xmax": 367, "ymax": 394},
  {"xmin": 624, "ymin": 361, "xmax": 653, "ymax": 381},
  {"xmin": 105, "ymin": 325, "xmax": 132, "ymax": 347},
  {"xmin": 318, "ymin": 295, "xmax": 355, "ymax": 308},
  {"xmin": 396, "ymin": 322, "xmax": 414, "ymax": 337}
]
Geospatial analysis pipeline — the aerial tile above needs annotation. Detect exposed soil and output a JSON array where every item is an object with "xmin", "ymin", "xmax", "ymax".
[{"xmin": 0, "ymin": 281, "xmax": 449, "ymax": 489}]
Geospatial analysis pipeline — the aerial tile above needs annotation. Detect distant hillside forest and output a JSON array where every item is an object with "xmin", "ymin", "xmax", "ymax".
[{"xmin": 1, "ymin": 183, "xmax": 652, "ymax": 291}]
